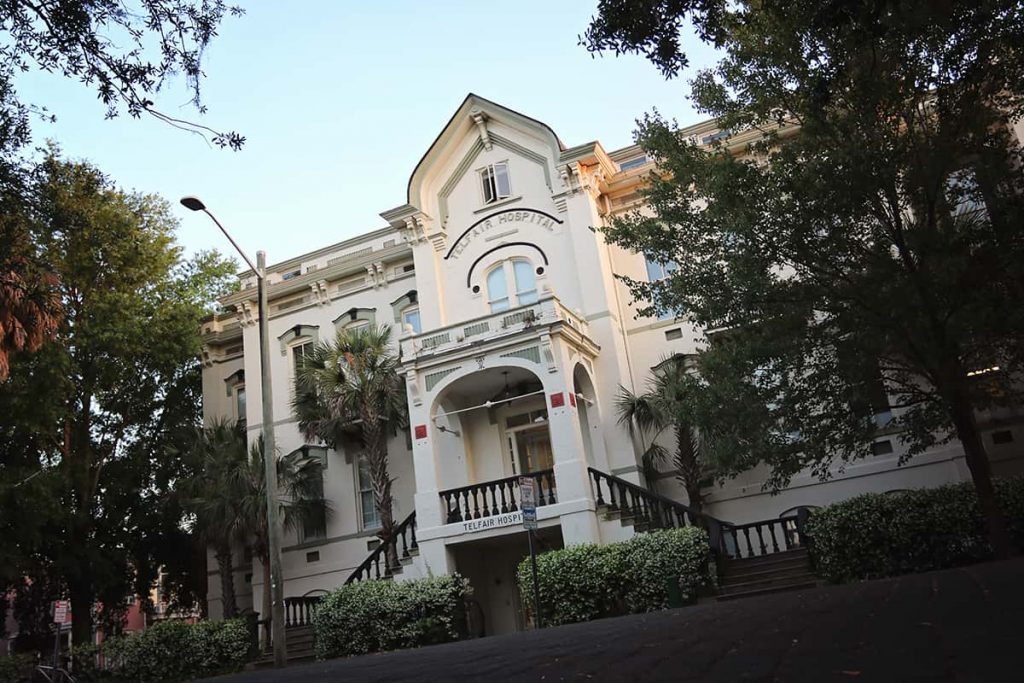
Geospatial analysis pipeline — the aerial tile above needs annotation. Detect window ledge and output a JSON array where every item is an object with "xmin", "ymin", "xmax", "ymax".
[{"xmin": 474, "ymin": 195, "xmax": 522, "ymax": 214}]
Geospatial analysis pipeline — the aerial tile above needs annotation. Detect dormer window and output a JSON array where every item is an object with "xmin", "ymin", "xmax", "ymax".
[{"xmin": 480, "ymin": 162, "xmax": 511, "ymax": 204}]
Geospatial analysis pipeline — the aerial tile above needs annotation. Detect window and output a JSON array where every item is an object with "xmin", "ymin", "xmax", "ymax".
[
  {"xmin": 300, "ymin": 470, "xmax": 326, "ymax": 542},
  {"xmin": 479, "ymin": 162, "xmax": 511, "ymax": 204},
  {"xmin": 644, "ymin": 255, "xmax": 680, "ymax": 320},
  {"xmin": 619, "ymin": 154, "xmax": 648, "ymax": 171},
  {"xmin": 357, "ymin": 455, "xmax": 381, "ymax": 530},
  {"xmin": 486, "ymin": 259, "xmax": 538, "ymax": 313},
  {"xmin": 235, "ymin": 386, "xmax": 246, "ymax": 425},
  {"xmin": 402, "ymin": 306, "xmax": 421, "ymax": 334},
  {"xmin": 292, "ymin": 341, "xmax": 314, "ymax": 387}
]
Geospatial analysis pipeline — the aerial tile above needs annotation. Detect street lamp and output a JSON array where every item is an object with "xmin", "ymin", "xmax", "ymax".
[{"xmin": 180, "ymin": 196, "xmax": 288, "ymax": 668}]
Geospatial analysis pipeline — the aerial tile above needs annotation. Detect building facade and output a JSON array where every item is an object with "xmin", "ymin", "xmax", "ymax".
[{"xmin": 199, "ymin": 95, "xmax": 1024, "ymax": 635}]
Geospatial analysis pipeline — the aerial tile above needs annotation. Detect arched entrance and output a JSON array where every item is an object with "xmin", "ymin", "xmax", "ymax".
[{"xmin": 573, "ymin": 363, "xmax": 607, "ymax": 471}]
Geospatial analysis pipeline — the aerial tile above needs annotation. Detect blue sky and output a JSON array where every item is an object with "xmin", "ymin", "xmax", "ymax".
[{"xmin": 19, "ymin": 1, "xmax": 718, "ymax": 267}]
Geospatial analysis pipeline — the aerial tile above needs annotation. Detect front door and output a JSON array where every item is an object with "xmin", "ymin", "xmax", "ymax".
[{"xmin": 514, "ymin": 426, "xmax": 553, "ymax": 474}]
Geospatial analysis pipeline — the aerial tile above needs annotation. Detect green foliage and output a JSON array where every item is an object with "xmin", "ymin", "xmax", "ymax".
[
  {"xmin": 807, "ymin": 478, "xmax": 1024, "ymax": 583},
  {"xmin": 517, "ymin": 527, "xmax": 712, "ymax": 627},
  {"xmin": 313, "ymin": 574, "xmax": 470, "ymax": 660},
  {"xmin": 616, "ymin": 355, "xmax": 708, "ymax": 509},
  {"xmin": 0, "ymin": 153, "xmax": 238, "ymax": 643},
  {"xmin": 0, "ymin": 653, "xmax": 34, "ymax": 683},
  {"xmin": 584, "ymin": 0, "xmax": 1024, "ymax": 557},
  {"xmin": 101, "ymin": 618, "xmax": 251, "ymax": 682},
  {"xmin": 294, "ymin": 325, "xmax": 408, "ymax": 542}
]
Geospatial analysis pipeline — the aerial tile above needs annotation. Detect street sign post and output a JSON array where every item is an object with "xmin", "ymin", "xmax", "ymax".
[
  {"xmin": 51, "ymin": 600, "xmax": 69, "ymax": 667},
  {"xmin": 519, "ymin": 476, "xmax": 543, "ymax": 628}
]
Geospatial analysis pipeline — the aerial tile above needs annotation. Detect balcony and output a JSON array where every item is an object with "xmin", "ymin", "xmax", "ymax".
[
  {"xmin": 439, "ymin": 469, "xmax": 557, "ymax": 525},
  {"xmin": 400, "ymin": 293, "xmax": 594, "ymax": 362}
]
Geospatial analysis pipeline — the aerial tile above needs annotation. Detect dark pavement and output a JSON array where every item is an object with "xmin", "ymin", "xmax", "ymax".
[{"xmin": 203, "ymin": 559, "xmax": 1024, "ymax": 682}]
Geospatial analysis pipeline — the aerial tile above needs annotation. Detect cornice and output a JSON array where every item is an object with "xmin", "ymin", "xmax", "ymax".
[
  {"xmin": 235, "ymin": 225, "xmax": 401, "ymax": 279},
  {"xmin": 222, "ymin": 243, "xmax": 414, "ymax": 306}
]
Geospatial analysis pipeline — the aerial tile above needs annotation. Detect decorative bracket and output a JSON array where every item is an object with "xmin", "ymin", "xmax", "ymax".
[
  {"xmin": 310, "ymin": 280, "xmax": 330, "ymax": 306},
  {"xmin": 470, "ymin": 109, "xmax": 492, "ymax": 151}
]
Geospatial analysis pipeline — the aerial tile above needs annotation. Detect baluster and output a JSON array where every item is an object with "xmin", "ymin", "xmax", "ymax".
[
  {"xmin": 782, "ymin": 519, "xmax": 794, "ymax": 550},
  {"xmin": 593, "ymin": 472, "xmax": 606, "ymax": 505},
  {"xmin": 489, "ymin": 484, "xmax": 500, "ymax": 516},
  {"xmin": 400, "ymin": 525, "xmax": 410, "ymax": 558},
  {"xmin": 607, "ymin": 478, "xmax": 619, "ymax": 510},
  {"xmin": 469, "ymin": 488, "xmax": 480, "ymax": 519},
  {"xmin": 498, "ymin": 482, "xmax": 509, "ymax": 513},
  {"xmin": 755, "ymin": 525, "xmax": 768, "ymax": 555},
  {"xmin": 508, "ymin": 481, "xmax": 519, "ymax": 511},
  {"xmin": 768, "ymin": 522, "xmax": 781, "ymax": 553},
  {"xmin": 373, "ymin": 555, "xmax": 381, "ymax": 579},
  {"xmin": 741, "ymin": 527, "xmax": 753, "ymax": 557},
  {"xmin": 545, "ymin": 472, "xmax": 557, "ymax": 504},
  {"xmin": 731, "ymin": 528, "xmax": 741, "ymax": 558},
  {"xmin": 461, "ymin": 490, "xmax": 471, "ymax": 520}
]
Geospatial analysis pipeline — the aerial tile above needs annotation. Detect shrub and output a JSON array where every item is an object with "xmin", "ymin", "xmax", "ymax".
[
  {"xmin": 0, "ymin": 653, "xmax": 35, "ymax": 683},
  {"xmin": 313, "ymin": 574, "xmax": 470, "ymax": 660},
  {"xmin": 807, "ymin": 477, "xmax": 1024, "ymax": 583},
  {"xmin": 101, "ymin": 618, "xmax": 251, "ymax": 682},
  {"xmin": 517, "ymin": 527, "xmax": 712, "ymax": 627}
]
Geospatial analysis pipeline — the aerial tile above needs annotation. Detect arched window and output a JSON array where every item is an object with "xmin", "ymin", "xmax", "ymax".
[{"xmin": 486, "ymin": 259, "xmax": 538, "ymax": 313}]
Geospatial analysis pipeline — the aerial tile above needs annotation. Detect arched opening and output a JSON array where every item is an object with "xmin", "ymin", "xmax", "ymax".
[
  {"xmin": 573, "ymin": 363, "xmax": 603, "ymax": 469},
  {"xmin": 431, "ymin": 365, "xmax": 550, "ymax": 487}
]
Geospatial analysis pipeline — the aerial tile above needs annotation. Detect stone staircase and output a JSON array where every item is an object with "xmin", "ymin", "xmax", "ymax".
[
  {"xmin": 252, "ymin": 624, "xmax": 316, "ymax": 668},
  {"xmin": 716, "ymin": 547, "xmax": 818, "ymax": 600},
  {"xmin": 588, "ymin": 468, "xmax": 819, "ymax": 602}
]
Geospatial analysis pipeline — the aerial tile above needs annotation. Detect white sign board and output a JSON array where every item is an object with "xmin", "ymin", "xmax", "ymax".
[
  {"xmin": 520, "ymin": 476, "xmax": 538, "ymax": 530},
  {"xmin": 53, "ymin": 600, "xmax": 69, "ymax": 625}
]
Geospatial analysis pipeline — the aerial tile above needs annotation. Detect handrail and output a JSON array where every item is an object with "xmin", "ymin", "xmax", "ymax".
[
  {"xmin": 344, "ymin": 510, "xmax": 418, "ymax": 584},
  {"xmin": 588, "ymin": 467, "xmax": 731, "ymax": 554},
  {"xmin": 440, "ymin": 469, "xmax": 556, "ymax": 524}
]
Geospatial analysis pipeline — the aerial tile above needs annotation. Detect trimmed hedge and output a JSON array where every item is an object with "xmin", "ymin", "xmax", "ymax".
[
  {"xmin": 101, "ymin": 618, "xmax": 251, "ymax": 682},
  {"xmin": 313, "ymin": 574, "xmax": 470, "ymax": 660},
  {"xmin": 0, "ymin": 654, "xmax": 35, "ymax": 683},
  {"xmin": 807, "ymin": 477, "xmax": 1024, "ymax": 583},
  {"xmin": 517, "ymin": 527, "xmax": 712, "ymax": 627}
]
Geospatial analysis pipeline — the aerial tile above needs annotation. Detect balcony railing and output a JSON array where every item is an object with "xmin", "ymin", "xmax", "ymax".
[
  {"xmin": 440, "ymin": 469, "xmax": 557, "ymax": 524},
  {"xmin": 401, "ymin": 294, "xmax": 591, "ymax": 361}
]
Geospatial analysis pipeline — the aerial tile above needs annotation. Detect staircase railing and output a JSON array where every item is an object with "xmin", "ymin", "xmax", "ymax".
[
  {"xmin": 283, "ymin": 595, "xmax": 323, "ymax": 628},
  {"xmin": 344, "ymin": 510, "xmax": 418, "ymax": 584},
  {"xmin": 720, "ymin": 507, "xmax": 813, "ymax": 559},
  {"xmin": 440, "ymin": 469, "xmax": 557, "ymax": 524},
  {"xmin": 588, "ymin": 468, "xmax": 730, "ymax": 554}
]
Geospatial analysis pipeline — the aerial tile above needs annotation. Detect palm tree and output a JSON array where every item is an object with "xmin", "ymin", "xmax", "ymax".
[
  {"xmin": 184, "ymin": 420, "xmax": 249, "ymax": 620},
  {"xmin": 616, "ymin": 354, "xmax": 707, "ymax": 512},
  {"xmin": 232, "ymin": 436, "xmax": 327, "ymax": 646},
  {"xmin": 187, "ymin": 424, "xmax": 327, "ymax": 644},
  {"xmin": 293, "ymin": 325, "xmax": 407, "ymax": 559}
]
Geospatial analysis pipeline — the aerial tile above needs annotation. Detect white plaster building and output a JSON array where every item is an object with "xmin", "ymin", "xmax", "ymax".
[{"xmin": 199, "ymin": 95, "xmax": 1024, "ymax": 635}]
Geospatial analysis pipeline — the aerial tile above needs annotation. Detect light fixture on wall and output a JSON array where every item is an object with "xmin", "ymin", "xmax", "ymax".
[
  {"xmin": 533, "ymin": 414, "xmax": 547, "ymax": 424},
  {"xmin": 434, "ymin": 422, "xmax": 462, "ymax": 437},
  {"xmin": 575, "ymin": 392, "xmax": 594, "ymax": 406}
]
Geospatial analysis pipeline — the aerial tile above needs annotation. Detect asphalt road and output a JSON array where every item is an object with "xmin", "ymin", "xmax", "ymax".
[{"xmin": 202, "ymin": 558, "xmax": 1024, "ymax": 682}]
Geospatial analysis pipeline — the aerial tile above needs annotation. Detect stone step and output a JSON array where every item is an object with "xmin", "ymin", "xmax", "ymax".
[
  {"xmin": 721, "ymin": 549, "xmax": 809, "ymax": 572},
  {"xmin": 719, "ymin": 572, "xmax": 818, "ymax": 596},
  {"xmin": 721, "ymin": 562, "xmax": 817, "ymax": 584},
  {"xmin": 721, "ymin": 556, "xmax": 812, "ymax": 580},
  {"xmin": 716, "ymin": 579, "xmax": 818, "ymax": 602}
]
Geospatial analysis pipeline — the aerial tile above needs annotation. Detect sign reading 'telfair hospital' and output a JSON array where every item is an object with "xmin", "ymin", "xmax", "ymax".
[{"xmin": 460, "ymin": 510, "xmax": 523, "ymax": 533}]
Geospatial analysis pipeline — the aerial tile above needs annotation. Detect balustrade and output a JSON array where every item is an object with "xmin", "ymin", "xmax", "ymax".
[
  {"xmin": 439, "ymin": 469, "xmax": 557, "ymax": 524},
  {"xmin": 283, "ymin": 595, "xmax": 322, "ymax": 628},
  {"xmin": 345, "ymin": 511, "xmax": 419, "ymax": 584}
]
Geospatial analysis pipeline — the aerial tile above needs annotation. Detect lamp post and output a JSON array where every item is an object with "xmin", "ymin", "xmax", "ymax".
[{"xmin": 180, "ymin": 196, "xmax": 288, "ymax": 668}]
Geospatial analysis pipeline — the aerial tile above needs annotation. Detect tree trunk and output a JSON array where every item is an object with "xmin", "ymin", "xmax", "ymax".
[
  {"xmin": 68, "ymin": 575, "xmax": 93, "ymax": 649},
  {"xmin": 674, "ymin": 423, "xmax": 704, "ymax": 512},
  {"xmin": 215, "ymin": 544, "xmax": 237, "ymax": 619},
  {"xmin": 948, "ymin": 383, "xmax": 1016, "ymax": 559},
  {"xmin": 260, "ymin": 552, "xmax": 272, "ymax": 651},
  {"xmin": 364, "ymin": 418, "xmax": 397, "ymax": 568}
]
